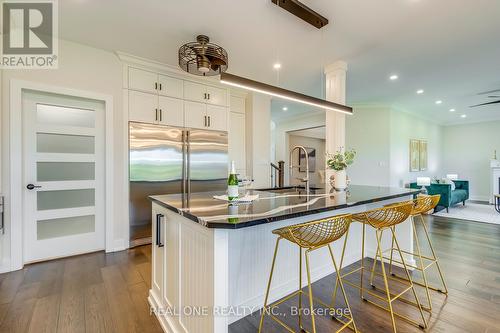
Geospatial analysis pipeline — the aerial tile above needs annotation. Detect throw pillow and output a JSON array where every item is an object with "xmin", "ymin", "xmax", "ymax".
[{"xmin": 442, "ymin": 178, "xmax": 456, "ymax": 191}]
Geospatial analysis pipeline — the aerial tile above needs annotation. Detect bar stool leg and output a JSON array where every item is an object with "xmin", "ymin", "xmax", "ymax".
[
  {"xmin": 412, "ymin": 217, "xmax": 433, "ymax": 310},
  {"xmin": 419, "ymin": 214, "xmax": 448, "ymax": 294},
  {"xmin": 389, "ymin": 227, "xmax": 428, "ymax": 329},
  {"xmin": 375, "ymin": 229, "xmax": 397, "ymax": 333},
  {"xmin": 328, "ymin": 244, "xmax": 358, "ymax": 332},
  {"xmin": 332, "ymin": 225, "xmax": 350, "ymax": 308},
  {"xmin": 360, "ymin": 223, "xmax": 366, "ymax": 300},
  {"xmin": 388, "ymin": 230, "xmax": 396, "ymax": 276},
  {"xmin": 305, "ymin": 250, "xmax": 317, "ymax": 333},
  {"xmin": 298, "ymin": 247, "xmax": 304, "ymax": 331},
  {"xmin": 369, "ymin": 232, "xmax": 382, "ymax": 287},
  {"xmin": 259, "ymin": 237, "xmax": 282, "ymax": 333}
]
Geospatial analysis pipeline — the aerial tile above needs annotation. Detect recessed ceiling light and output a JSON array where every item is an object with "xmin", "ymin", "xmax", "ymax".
[
  {"xmin": 449, "ymin": 108, "xmax": 456, "ymax": 112},
  {"xmin": 435, "ymin": 100, "xmax": 442, "ymax": 105},
  {"xmin": 461, "ymin": 114, "xmax": 467, "ymax": 118},
  {"xmin": 273, "ymin": 63, "xmax": 282, "ymax": 70},
  {"xmin": 389, "ymin": 74, "xmax": 399, "ymax": 80},
  {"xmin": 416, "ymin": 89, "xmax": 424, "ymax": 94},
  {"xmin": 282, "ymin": 106, "xmax": 288, "ymax": 111}
]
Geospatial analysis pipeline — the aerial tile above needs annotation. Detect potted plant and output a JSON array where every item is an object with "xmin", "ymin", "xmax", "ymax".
[{"xmin": 326, "ymin": 149, "xmax": 356, "ymax": 190}]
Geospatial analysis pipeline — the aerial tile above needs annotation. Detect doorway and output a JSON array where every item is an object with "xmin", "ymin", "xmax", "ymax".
[{"xmin": 22, "ymin": 90, "xmax": 106, "ymax": 263}]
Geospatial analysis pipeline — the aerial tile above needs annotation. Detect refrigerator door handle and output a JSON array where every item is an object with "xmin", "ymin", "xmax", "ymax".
[{"xmin": 186, "ymin": 131, "xmax": 191, "ymax": 197}]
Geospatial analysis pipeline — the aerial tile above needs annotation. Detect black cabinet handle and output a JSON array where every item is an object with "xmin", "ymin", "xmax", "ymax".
[
  {"xmin": 155, "ymin": 82, "xmax": 158, "ymax": 90},
  {"xmin": 204, "ymin": 115, "xmax": 207, "ymax": 127},
  {"xmin": 159, "ymin": 83, "xmax": 162, "ymax": 90},
  {"xmin": 208, "ymin": 116, "xmax": 211, "ymax": 127},
  {"xmin": 159, "ymin": 109, "xmax": 162, "ymax": 122},
  {"xmin": 208, "ymin": 93, "xmax": 210, "ymax": 100},
  {"xmin": 156, "ymin": 214, "xmax": 164, "ymax": 247},
  {"xmin": 155, "ymin": 108, "xmax": 158, "ymax": 121}
]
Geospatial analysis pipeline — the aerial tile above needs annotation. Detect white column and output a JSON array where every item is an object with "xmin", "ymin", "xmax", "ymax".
[{"xmin": 324, "ymin": 61, "xmax": 348, "ymax": 182}]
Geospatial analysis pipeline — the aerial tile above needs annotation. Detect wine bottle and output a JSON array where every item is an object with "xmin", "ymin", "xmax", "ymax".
[{"xmin": 227, "ymin": 161, "xmax": 239, "ymax": 201}]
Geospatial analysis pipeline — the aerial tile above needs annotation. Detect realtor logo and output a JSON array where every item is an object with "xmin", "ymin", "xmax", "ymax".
[{"xmin": 1, "ymin": 0, "xmax": 58, "ymax": 68}]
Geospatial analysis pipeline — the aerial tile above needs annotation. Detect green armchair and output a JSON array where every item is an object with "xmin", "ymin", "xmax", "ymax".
[{"xmin": 409, "ymin": 180, "xmax": 469, "ymax": 213}]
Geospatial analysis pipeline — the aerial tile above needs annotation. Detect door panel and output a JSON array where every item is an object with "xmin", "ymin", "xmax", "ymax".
[
  {"xmin": 187, "ymin": 130, "xmax": 228, "ymax": 194},
  {"xmin": 206, "ymin": 85, "xmax": 227, "ymax": 106},
  {"xmin": 158, "ymin": 96, "xmax": 184, "ymax": 127},
  {"xmin": 158, "ymin": 75, "xmax": 183, "ymax": 99},
  {"xmin": 23, "ymin": 90, "xmax": 105, "ymax": 263},
  {"xmin": 129, "ymin": 67, "xmax": 159, "ymax": 94},
  {"xmin": 206, "ymin": 105, "xmax": 228, "ymax": 131},
  {"xmin": 184, "ymin": 81, "xmax": 206, "ymax": 103},
  {"xmin": 184, "ymin": 101, "xmax": 207, "ymax": 130},
  {"xmin": 129, "ymin": 90, "xmax": 158, "ymax": 124}
]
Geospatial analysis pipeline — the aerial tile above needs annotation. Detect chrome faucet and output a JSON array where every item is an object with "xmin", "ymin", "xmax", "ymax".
[{"xmin": 289, "ymin": 145, "xmax": 310, "ymax": 192}]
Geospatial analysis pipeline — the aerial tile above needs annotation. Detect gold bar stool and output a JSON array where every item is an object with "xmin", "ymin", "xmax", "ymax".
[
  {"xmin": 333, "ymin": 202, "xmax": 427, "ymax": 333},
  {"xmin": 387, "ymin": 194, "xmax": 448, "ymax": 311},
  {"xmin": 258, "ymin": 214, "xmax": 357, "ymax": 333}
]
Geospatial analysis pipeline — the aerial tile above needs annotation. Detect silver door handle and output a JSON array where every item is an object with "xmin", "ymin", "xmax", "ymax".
[{"xmin": 26, "ymin": 184, "xmax": 42, "ymax": 190}]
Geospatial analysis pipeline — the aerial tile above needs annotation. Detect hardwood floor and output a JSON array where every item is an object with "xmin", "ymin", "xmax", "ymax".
[
  {"xmin": 0, "ymin": 245, "xmax": 162, "ymax": 333},
  {"xmin": 1, "ymin": 215, "xmax": 500, "ymax": 332},
  {"xmin": 230, "ymin": 215, "xmax": 500, "ymax": 333}
]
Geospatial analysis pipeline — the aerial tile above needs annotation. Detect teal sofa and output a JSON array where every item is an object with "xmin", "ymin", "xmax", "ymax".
[{"xmin": 409, "ymin": 180, "xmax": 469, "ymax": 213}]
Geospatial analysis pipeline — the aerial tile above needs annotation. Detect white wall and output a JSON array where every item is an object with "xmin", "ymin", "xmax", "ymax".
[
  {"xmin": 442, "ymin": 121, "xmax": 500, "ymax": 201},
  {"xmin": 246, "ymin": 94, "xmax": 272, "ymax": 188},
  {"xmin": 389, "ymin": 108, "xmax": 443, "ymax": 187},
  {"xmin": 1, "ymin": 39, "xmax": 125, "ymax": 270},
  {"xmin": 346, "ymin": 105, "xmax": 392, "ymax": 186},
  {"xmin": 346, "ymin": 105, "xmax": 443, "ymax": 188}
]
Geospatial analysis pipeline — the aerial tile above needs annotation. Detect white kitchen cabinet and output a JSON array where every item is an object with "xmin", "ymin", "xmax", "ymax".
[
  {"xmin": 151, "ymin": 207, "xmax": 165, "ymax": 303},
  {"xmin": 230, "ymin": 96, "xmax": 245, "ymax": 114},
  {"xmin": 129, "ymin": 67, "xmax": 159, "ymax": 94},
  {"xmin": 159, "ymin": 96, "xmax": 184, "ymax": 127},
  {"xmin": 206, "ymin": 85, "xmax": 227, "ymax": 106},
  {"xmin": 184, "ymin": 101, "xmax": 208, "ymax": 130},
  {"xmin": 184, "ymin": 81, "xmax": 228, "ymax": 106},
  {"xmin": 158, "ymin": 74, "xmax": 184, "ymax": 99},
  {"xmin": 184, "ymin": 81, "xmax": 207, "ymax": 103},
  {"xmin": 129, "ymin": 90, "xmax": 159, "ymax": 124},
  {"xmin": 206, "ymin": 105, "xmax": 228, "ymax": 131},
  {"xmin": 229, "ymin": 112, "xmax": 246, "ymax": 173},
  {"xmin": 163, "ymin": 210, "xmax": 179, "ymax": 309},
  {"xmin": 185, "ymin": 101, "xmax": 228, "ymax": 131}
]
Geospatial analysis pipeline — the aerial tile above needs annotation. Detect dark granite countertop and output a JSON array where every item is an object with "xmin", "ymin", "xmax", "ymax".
[{"xmin": 149, "ymin": 185, "xmax": 420, "ymax": 229}]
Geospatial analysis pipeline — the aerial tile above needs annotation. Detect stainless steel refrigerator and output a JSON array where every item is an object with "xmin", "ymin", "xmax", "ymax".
[{"xmin": 129, "ymin": 122, "xmax": 228, "ymax": 243}]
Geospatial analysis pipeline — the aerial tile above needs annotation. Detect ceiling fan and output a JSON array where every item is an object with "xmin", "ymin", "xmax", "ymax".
[{"xmin": 470, "ymin": 89, "xmax": 500, "ymax": 108}]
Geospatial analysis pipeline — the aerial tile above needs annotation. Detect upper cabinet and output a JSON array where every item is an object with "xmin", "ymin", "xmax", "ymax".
[
  {"xmin": 127, "ymin": 66, "xmax": 230, "ymax": 130},
  {"xmin": 230, "ymin": 96, "xmax": 245, "ymax": 114},
  {"xmin": 184, "ymin": 81, "xmax": 228, "ymax": 107},
  {"xmin": 129, "ymin": 68, "xmax": 158, "ymax": 94},
  {"xmin": 129, "ymin": 67, "xmax": 183, "ymax": 99},
  {"xmin": 158, "ymin": 74, "xmax": 183, "ymax": 99}
]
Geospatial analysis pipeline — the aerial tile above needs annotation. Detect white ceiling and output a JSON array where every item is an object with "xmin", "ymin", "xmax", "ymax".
[{"xmin": 59, "ymin": 0, "xmax": 500, "ymax": 125}]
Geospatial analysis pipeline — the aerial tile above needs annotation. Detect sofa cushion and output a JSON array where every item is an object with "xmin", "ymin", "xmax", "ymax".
[{"xmin": 451, "ymin": 189, "xmax": 467, "ymax": 204}]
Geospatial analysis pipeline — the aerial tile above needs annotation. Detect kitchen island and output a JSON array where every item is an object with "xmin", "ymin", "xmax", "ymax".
[{"xmin": 148, "ymin": 185, "xmax": 420, "ymax": 333}]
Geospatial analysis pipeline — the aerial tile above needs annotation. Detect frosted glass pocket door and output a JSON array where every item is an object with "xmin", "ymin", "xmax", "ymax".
[{"xmin": 23, "ymin": 90, "xmax": 105, "ymax": 263}]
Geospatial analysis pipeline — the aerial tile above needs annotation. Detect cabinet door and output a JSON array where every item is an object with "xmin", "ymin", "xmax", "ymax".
[
  {"xmin": 129, "ymin": 90, "xmax": 158, "ymax": 124},
  {"xmin": 230, "ymin": 95, "xmax": 245, "ymax": 114},
  {"xmin": 229, "ymin": 112, "xmax": 246, "ymax": 170},
  {"xmin": 206, "ymin": 85, "xmax": 228, "ymax": 106},
  {"xmin": 184, "ymin": 81, "xmax": 207, "ymax": 103},
  {"xmin": 159, "ymin": 96, "xmax": 184, "ymax": 127},
  {"xmin": 184, "ymin": 101, "xmax": 207, "ymax": 130},
  {"xmin": 163, "ymin": 211, "xmax": 179, "ymax": 309},
  {"xmin": 158, "ymin": 75, "xmax": 184, "ymax": 99},
  {"xmin": 152, "ymin": 208, "xmax": 165, "ymax": 301},
  {"xmin": 129, "ymin": 67, "xmax": 159, "ymax": 94},
  {"xmin": 206, "ymin": 105, "xmax": 228, "ymax": 131}
]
